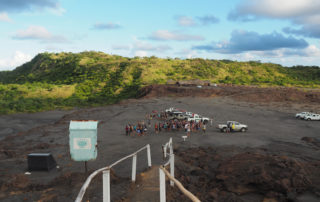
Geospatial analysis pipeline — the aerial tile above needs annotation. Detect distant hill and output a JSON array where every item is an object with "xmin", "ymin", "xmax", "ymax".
[
  {"xmin": 1, "ymin": 51, "xmax": 320, "ymax": 86},
  {"xmin": 0, "ymin": 51, "xmax": 319, "ymax": 114}
]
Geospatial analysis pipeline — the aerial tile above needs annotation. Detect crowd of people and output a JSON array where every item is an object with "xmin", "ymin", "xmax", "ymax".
[
  {"xmin": 125, "ymin": 111, "xmax": 209, "ymax": 137},
  {"xmin": 154, "ymin": 120, "xmax": 206, "ymax": 136},
  {"xmin": 125, "ymin": 121, "xmax": 150, "ymax": 136}
]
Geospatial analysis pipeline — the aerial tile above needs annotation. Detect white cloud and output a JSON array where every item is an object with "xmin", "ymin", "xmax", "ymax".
[
  {"xmin": 235, "ymin": 45, "xmax": 320, "ymax": 58},
  {"xmin": 229, "ymin": 0, "xmax": 320, "ymax": 38},
  {"xmin": 93, "ymin": 22, "xmax": 121, "ymax": 30},
  {"xmin": 133, "ymin": 41, "xmax": 171, "ymax": 52},
  {"xmin": 0, "ymin": 12, "xmax": 12, "ymax": 22},
  {"xmin": 229, "ymin": 0, "xmax": 320, "ymax": 19},
  {"xmin": 112, "ymin": 39, "xmax": 172, "ymax": 54},
  {"xmin": 176, "ymin": 16, "xmax": 197, "ymax": 27},
  {"xmin": 193, "ymin": 30, "xmax": 308, "ymax": 54},
  {"xmin": 134, "ymin": 50, "xmax": 148, "ymax": 57},
  {"xmin": 12, "ymin": 25, "xmax": 68, "ymax": 43},
  {"xmin": 149, "ymin": 30, "xmax": 204, "ymax": 41},
  {"xmin": 112, "ymin": 45, "xmax": 130, "ymax": 50},
  {"xmin": 0, "ymin": 0, "xmax": 63, "ymax": 13},
  {"xmin": 197, "ymin": 15, "xmax": 220, "ymax": 25},
  {"xmin": 175, "ymin": 49, "xmax": 198, "ymax": 59},
  {"xmin": 49, "ymin": 4, "xmax": 66, "ymax": 16},
  {"xmin": 0, "ymin": 51, "xmax": 32, "ymax": 71}
]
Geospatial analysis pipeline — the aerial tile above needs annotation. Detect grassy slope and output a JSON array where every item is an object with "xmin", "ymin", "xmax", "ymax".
[{"xmin": 0, "ymin": 51, "xmax": 319, "ymax": 114}]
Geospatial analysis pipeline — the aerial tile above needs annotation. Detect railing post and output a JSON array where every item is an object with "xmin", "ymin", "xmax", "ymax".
[
  {"xmin": 147, "ymin": 144, "xmax": 152, "ymax": 167},
  {"xmin": 170, "ymin": 154, "xmax": 175, "ymax": 187},
  {"xmin": 164, "ymin": 144, "xmax": 167, "ymax": 158},
  {"xmin": 132, "ymin": 154, "xmax": 137, "ymax": 182},
  {"xmin": 169, "ymin": 138, "xmax": 173, "ymax": 155},
  {"xmin": 103, "ymin": 169, "xmax": 111, "ymax": 202},
  {"xmin": 159, "ymin": 168, "xmax": 166, "ymax": 202}
]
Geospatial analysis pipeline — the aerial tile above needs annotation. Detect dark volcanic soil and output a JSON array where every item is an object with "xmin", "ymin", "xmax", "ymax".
[
  {"xmin": 168, "ymin": 143, "xmax": 320, "ymax": 202},
  {"xmin": 0, "ymin": 85, "xmax": 319, "ymax": 202},
  {"xmin": 140, "ymin": 84, "xmax": 320, "ymax": 112}
]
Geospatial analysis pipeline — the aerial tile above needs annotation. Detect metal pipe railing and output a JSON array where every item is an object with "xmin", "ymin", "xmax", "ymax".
[
  {"xmin": 75, "ymin": 144, "xmax": 152, "ymax": 202},
  {"xmin": 160, "ymin": 138, "xmax": 200, "ymax": 202},
  {"xmin": 159, "ymin": 166, "xmax": 200, "ymax": 202}
]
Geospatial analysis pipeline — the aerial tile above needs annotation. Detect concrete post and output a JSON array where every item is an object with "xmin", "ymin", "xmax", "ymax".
[
  {"xmin": 169, "ymin": 138, "xmax": 173, "ymax": 155},
  {"xmin": 170, "ymin": 154, "xmax": 175, "ymax": 186},
  {"xmin": 132, "ymin": 154, "xmax": 137, "ymax": 182},
  {"xmin": 103, "ymin": 169, "xmax": 110, "ymax": 202},
  {"xmin": 147, "ymin": 144, "xmax": 152, "ymax": 167},
  {"xmin": 159, "ymin": 168, "xmax": 166, "ymax": 202}
]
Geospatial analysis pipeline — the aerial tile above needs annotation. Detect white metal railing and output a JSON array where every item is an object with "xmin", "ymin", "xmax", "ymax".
[
  {"xmin": 162, "ymin": 137, "xmax": 174, "ymax": 186},
  {"xmin": 162, "ymin": 137, "xmax": 173, "ymax": 159},
  {"xmin": 160, "ymin": 138, "xmax": 201, "ymax": 202},
  {"xmin": 159, "ymin": 166, "xmax": 200, "ymax": 202},
  {"xmin": 75, "ymin": 144, "xmax": 152, "ymax": 202}
]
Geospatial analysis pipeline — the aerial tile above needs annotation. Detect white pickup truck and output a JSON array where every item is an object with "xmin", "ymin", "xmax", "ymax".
[
  {"xmin": 165, "ymin": 107, "xmax": 176, "ymax": 113},
  {"xmin": 187, "ymin": 114, "xmax": 210, "ymax": 124},
  {"xmin": 217, "ymin": 121, "xmax": 248, "ymax": 132},
  {"xmin": 304, "ymin": 113, "xmax": 320, "ymax": 121},
  {"xmin": 295, "ymin": 112, "xmax": 312, "ymax": 119}
]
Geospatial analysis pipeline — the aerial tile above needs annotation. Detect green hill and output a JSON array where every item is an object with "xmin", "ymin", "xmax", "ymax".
[{"xmin": 0, "ymin": 51, "xmax": 319, "ymax": 114}]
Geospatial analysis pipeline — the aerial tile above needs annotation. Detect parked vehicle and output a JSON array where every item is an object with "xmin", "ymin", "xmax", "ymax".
[
  {"xmin": 169, "ymin": 113, "xmax": 189, "ymax": 121},
  {"xmin": 187, "ymin": 114, "xmax": 210, "ymax": 123},
  {"xmin": 217, "ymin": 121, "xmax": 248, "ymax": 132},
  {"xmin": 295, "ymin": 112, "xmax": 312, "ymax": 119},
  {"xmin": 165, "ymin": 107, "xmax": 176, "ymax": 113},
  {"xmin": 304, "ymin": 114, "xmax": 320, "ymax": 121},
  {"xmin": 185, "ymin": 112, "xmax": 193, "ymax": 117}
]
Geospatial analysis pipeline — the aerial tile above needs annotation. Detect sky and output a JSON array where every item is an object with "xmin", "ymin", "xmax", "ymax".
[{"xmin": 1, "ymin": 0, "xmax": 320, "ymax": 70}]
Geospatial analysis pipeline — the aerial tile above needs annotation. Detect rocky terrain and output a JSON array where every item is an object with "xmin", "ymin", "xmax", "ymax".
[{"xmin": 0, "ymin": 85, "xmax": 319, "ymax": 202}]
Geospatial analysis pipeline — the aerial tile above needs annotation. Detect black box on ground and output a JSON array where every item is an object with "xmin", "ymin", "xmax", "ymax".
[{"xmin": 27, "ymin": 153, "xmax": 57, "ymax": 171}]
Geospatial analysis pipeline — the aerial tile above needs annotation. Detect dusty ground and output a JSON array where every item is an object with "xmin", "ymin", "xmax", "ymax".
[{"xmin": 0, "ymin": 85, "xmax": 319, "ymax": 201}]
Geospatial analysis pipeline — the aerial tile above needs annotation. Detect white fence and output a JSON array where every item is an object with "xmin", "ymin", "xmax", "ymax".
[
  {"xmin": 160, "ymin": 138, "xmax": 201, "ymax": 202},
  {"xmin": 75, "ymin": 144, "xmax": 152, "ymax": 202},
  {"xmin": 159, "ymin": 166, "xmax": 200, "ymax": 202}
]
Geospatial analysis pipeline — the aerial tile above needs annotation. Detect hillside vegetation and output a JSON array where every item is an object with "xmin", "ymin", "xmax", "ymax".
[{"xmin": 0, "ymin": 51, "xmax": 319, "ymax": 114}]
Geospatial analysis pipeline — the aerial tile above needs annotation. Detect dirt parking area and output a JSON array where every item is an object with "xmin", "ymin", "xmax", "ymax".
[{"xmin": 0, "ymin": 85, "xmax": 319, "ymax": 201}]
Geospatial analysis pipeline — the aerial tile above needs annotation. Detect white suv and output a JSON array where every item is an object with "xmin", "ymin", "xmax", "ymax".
[{"xmin": 304, "ymin": 114, "xmax": 320, "ymax": 121}]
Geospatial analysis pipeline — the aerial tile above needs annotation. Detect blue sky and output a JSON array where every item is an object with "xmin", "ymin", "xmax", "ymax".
[{"xmin": 1, "ymin": 0, "xmax": 320, "ymax": 70}]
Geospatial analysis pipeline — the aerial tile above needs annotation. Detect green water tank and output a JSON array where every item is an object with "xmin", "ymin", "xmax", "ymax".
[{"xmin": 69, "ymin": 120, "xmax": 98, "ymax": 161}]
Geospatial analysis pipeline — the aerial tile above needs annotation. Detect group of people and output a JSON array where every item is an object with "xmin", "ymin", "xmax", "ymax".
[
  {"xmin": 154, "ymin": 120, "xmax": 206, "ymax": 136},
  {"xmin": 145, "ymin": 111, "xmax": 169, "ymax": 120},
  {"xmin": 125, "ymin": 120, "xmax": 207, "ymax": 137},
  {"xmin": 125, "ymin": 121, "xmax": 150, "ymax": 136},
  {"xmin": 125, "ymin": 110, "xmax": 209, "ymax": 137}
]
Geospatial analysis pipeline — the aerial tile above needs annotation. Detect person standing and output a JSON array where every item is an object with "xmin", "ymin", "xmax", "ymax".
[
  {"xmin": 125, "ymin": 125, "xmax": 129, "ymax": 136},
  {"xmin": 202, "ymin": 124, "xmax": 206, "ymax": 134},
  {"xmin": 155, "ymin": 123, "xmax": 158, "ymax": 134}
]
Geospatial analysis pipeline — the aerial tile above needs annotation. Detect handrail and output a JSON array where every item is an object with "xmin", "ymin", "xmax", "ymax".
[
  {"xmin": 108, "ymin": 144, "xmax": 149, "ymax": 168},
  {"xmin": 75, "ymin": 144, "xmax": 151, "ymax": 202},
  {"xmin": 162, "ymin": 138, "xmax": 173, "ymax": 159},
  {"xmin": 160, "ymin": 166, "xmax": 201, "ymax": 202},
  {"xmin": 160, "ymin": 138, "xmax": 200, "ymax": 202}
]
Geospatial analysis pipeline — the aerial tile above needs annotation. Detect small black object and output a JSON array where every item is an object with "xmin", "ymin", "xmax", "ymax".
[{"xmin": 27, "ymin": 153, "xmax": 57, "ymax": 171}]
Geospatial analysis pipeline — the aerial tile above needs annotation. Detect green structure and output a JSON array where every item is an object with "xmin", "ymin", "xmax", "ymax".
[{"xmin": 69, "ymin": 120, "xmax": 98, "ymax": 161}]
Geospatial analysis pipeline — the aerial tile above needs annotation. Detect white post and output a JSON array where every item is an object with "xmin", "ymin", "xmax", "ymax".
[
  {"xmin": 170, "ymin": 154, "xmax": 175, "ymax": 187},
  {"xmin": 147, "ymin": 144, "xmax": 152, "ymax": 167},
  {"xmin": 103, "ymin": 169, "xmax": 111, "ymax": 202},
  {"xmin": 164, "ymin": 144, "xmax": 167, "ymax": 158},
  {"xmin": 169, "ymin": 138, "xmax": 173, "ymax": 155},
  {"xmin": 132, "ymin": 154, "xmax": 137, "ymax": 182},
  {"xmin": 159, "ymin": 168, "xmax": 166, "ymax": 202}
]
